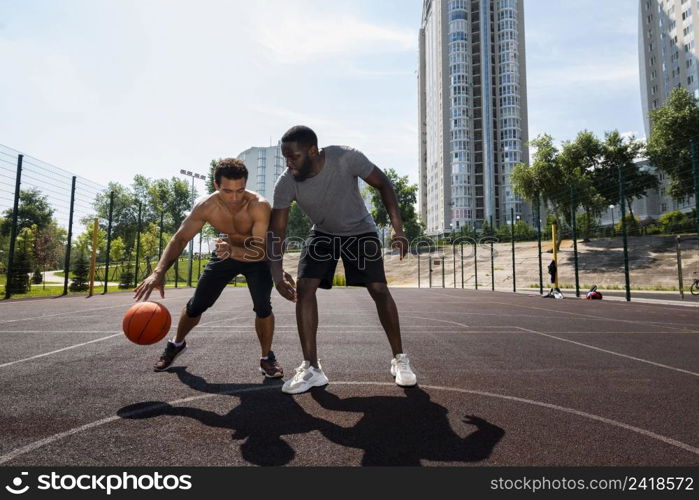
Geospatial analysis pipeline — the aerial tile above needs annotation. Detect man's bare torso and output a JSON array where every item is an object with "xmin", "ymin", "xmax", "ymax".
[{"xmin": 196, "ymin": 191, "xmax": 268, "ymax": 262}]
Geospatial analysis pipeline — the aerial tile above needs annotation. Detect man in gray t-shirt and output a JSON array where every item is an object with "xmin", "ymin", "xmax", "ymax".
[{"xmin": 269, "ymin": 125, "xmax": 417, "ymax": 394}]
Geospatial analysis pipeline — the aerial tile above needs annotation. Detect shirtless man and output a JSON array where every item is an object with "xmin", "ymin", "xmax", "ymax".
[{"xmin": 134, "ymin": 158, "xmax": 282, "ymax": 377}]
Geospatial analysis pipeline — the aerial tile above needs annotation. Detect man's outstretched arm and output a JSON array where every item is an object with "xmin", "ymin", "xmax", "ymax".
[
  {"xmin": 133, "ymin": 208, "xmax": 205, "ymax": 301},
  {"xmin": 363, "ymin": 167, "xmax": 408, "ymax": 258},
  {"xmin": 268, "ymin": 207, "xmax": 296, "ymax": 302}
]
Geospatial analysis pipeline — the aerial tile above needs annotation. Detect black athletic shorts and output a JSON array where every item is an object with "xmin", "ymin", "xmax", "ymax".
[
  {"xmin": 297, "ymin": 230, "xmax": 387, "ymax": 289},
  {"xmin": 186, "ymin": 253, "xmax": 273, "ymax": 319}
]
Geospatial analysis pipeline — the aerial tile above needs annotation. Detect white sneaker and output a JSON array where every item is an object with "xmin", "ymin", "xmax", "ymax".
[
  {"xmin": 390, "ymin": 353, "xmax": 417, "ymax": 387},
  {"xmin": 282, "ymin": 360, "xmax": 329, "ymax": 394}
]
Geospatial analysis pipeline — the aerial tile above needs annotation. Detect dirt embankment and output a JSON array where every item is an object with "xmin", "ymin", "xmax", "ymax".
[{"xmin": 281, "ymin": 235, "xmax": 698, "ymax": 290}]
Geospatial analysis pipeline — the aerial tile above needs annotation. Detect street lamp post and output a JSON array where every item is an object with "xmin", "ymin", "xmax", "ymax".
[
  {"xmin": 609, "ymin": 205, "xmax": 615, "ymax": 235},
  {"xmin": 180, "ymin": 169, "xmax": 206, "ymax": 287}
]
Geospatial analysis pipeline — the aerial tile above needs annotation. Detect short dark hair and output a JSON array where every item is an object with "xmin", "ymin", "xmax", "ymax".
[
  {"xmin": 214, "ymin": 158, "xmax": 248, "ymax": 185},
  {"xmin": 281, "ymin": 125, "xmax": 318, "ymax": 148}
]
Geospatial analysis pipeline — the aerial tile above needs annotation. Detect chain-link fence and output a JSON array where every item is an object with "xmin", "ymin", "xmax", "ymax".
[
  {"xmin": 0, "ymin": 145, "xmax": 214, "ymax": 299},
  {"xmin": 382, "ymin": 133, "xmax": 699, "ymax": 301}
]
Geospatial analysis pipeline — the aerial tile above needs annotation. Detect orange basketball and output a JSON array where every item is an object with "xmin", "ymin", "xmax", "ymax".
[{"xmin": 122, "ymin": 301, "xmax": 172, "ymax": 345}]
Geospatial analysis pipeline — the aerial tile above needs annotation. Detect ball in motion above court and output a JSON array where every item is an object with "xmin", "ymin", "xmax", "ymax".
[{"xmin": 122, "ymin": 301, "xmax": 172, "ymax": 345}]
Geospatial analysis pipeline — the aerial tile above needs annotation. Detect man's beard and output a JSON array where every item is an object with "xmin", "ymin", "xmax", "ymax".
[{"xmin": 292, "ymin": 157, "xmax": 314, "ymax": 182}]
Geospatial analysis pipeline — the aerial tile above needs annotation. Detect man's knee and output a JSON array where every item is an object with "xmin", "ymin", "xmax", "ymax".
[
  {"xmin": 254, "ymin": 303, "xmax": 273, "ymax": 319},
  {"xmin": 366, "ymin": 282, "xmax": 390, "ymax": 301},
  {"xmin": 297, "ymin": 279, "xmax": 320, "ymax": 301},
  {"xmin": 184, "ymin": 300, "xmax": 206, "ymax": 319}
]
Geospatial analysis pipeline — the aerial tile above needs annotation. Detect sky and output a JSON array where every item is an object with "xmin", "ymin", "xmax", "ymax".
[{"xmin": 0, "ymin": 0, "xmax": 644, "ymax": 202}]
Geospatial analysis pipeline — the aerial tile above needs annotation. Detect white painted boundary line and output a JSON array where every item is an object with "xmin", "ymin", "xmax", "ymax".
[
  {"xmin": 516, "ymin": 327, "xmax": 699, "ymax": 377},
  {"xmin": 0, "ymin": 382, "xmax": 696, "ymax": 465},
  {"xmin": 0, "ymin": 334, "xmax": 123, "ymax": 369}
]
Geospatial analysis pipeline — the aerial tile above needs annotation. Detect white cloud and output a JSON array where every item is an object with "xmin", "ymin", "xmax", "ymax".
[
  {"xmin": 529, "ymin": 60, "xmax": 638, "ymax": 89},
  {"xmin": 251, "ymin": 5, "xmax": 416, "ymax": 63}
]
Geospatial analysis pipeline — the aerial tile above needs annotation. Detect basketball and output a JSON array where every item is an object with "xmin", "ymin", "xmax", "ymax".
[{"xmin": 122, "ymin": 301, "xmax": 171, "ymax": 345}]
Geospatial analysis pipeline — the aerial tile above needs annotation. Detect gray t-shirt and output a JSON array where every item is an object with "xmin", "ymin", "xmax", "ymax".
[{"xmin": 273, "ymin": 145, "xmax": 378, "ymax": 236}]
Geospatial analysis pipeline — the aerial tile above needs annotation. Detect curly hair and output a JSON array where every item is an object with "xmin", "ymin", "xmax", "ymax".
[{"xmin": 214, "ymin": 158, "xmax": 248, "ymax": 185}]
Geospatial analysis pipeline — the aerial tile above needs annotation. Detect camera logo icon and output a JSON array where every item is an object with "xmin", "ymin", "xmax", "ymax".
[{"xmin": 5, "ymin": 472, "xmax": 29, "ymax": 495}]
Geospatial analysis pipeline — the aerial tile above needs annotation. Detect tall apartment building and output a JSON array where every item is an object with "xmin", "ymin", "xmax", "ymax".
[
  {"xmin": 418, "ymin": 0, "xmax": 529, "ymax": 236},
  {"xmin": 639, "ymin": 0, "xmax": 699, "ymax": 137},
  {"xmin": 236, "ymin": 144, "xmax": 285, "ymax": 199},
  {"xmin": 638, "ymin": 0, "xmax": 696, "ymax": 215}
]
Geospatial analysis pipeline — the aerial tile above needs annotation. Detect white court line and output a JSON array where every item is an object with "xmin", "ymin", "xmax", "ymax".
[
  {"xmin": 0, "ymin": 300, "xmax": 178, "ymax": 325},
  {"xmin": 0, "ymin": 334, "xmax": 123, "ymax": 369},
  {"xmin": 425, "ymin": 289, "xmax": 697, "ymax": 332},
  {"xmin": 0, "ymin": 381, "xmax": 696, "ymax": 465},
  {"xmin": 235, "ymin": 312, "xmax": 471, "ymax": 328},
  {"xmin": 0, "ymin": 331, "xmax": 123, "ymax": 334},
  {"xmin": 516, "ymin": 327, "xmax": 699, "ymax": 377}
]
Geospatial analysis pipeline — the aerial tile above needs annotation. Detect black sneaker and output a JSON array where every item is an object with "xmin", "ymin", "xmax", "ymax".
[
  {"xmin": 153, "ymin": 341, "xmax": 187, "ymax": 372},
  {"xmin": 259, "ymin": 350, "xmax": 283, "ymax": 378}
]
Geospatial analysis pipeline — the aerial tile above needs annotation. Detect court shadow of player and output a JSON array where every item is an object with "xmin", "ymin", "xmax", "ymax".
[
  {"xmin": 117, "ymin": 367, "xmax": 330, "ymax": 466},
  {"xmin": 310, "ymin": 386, "xmax": 505, "ymax": 466}
]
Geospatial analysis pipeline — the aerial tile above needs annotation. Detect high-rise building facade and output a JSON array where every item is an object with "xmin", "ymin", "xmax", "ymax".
[
  {"xmin": 639, "ymin": 0, "xmax": 699, "ymax": 137},
  {"xmin": 236, "ymin": 144, "xmax": 285, "ymax": 199},
  {"xmin": 418, "ymin": 0, "xmax": 529, "ymax": 236},
  {"xmin": 638, "ymin": 0, "xmax": 696, "ymax": 216}
]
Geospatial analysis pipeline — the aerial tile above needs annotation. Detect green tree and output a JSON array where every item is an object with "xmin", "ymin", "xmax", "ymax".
[
  {"xmin": 91, "ymin": 182, "xmax": 138, "ymax": 250},
  {"xmin": 1, "ymin": 188, "xmax": 55, "ymax": 236},
  {"xmin": 7, "ymin": 226, "xmax": 35, "ymax": 294},
  {"xmin": 286, "ymin": 201, "xmax": 312, "ymax": 241},
  {"xmin": 511, "ymin": 135, "xmax": 568, "ymax": 249},
  {"xmin": 69, "ymin": 251, "xmax": 89, "ymax": 292},
  {"xmin": 646, "ymin": 86, "xmax": 699, "ymax": 200},
  {"xmin": 138, "ymin": 223, "xmax": 161, "ymax": 275},
  {"xmin": 119, "ymin": 255, "xmax": 134, "ymax": 289},
  {"xmin": 146, "ymin": 177, "xmax": 194, "ymax": 234},
  {"xmin": 658, "ymin": 210, "xmax": 690, "ymax": 233},
  {"xmin": 33, "ymin": 221, "xmax": 65, "ymax": 281},
  {"xmin": 109, "ymin": 236, "xmax": 126, "ymax": 263},
  {"xmin": 207, "ymin": 158, "xmax": 221, "ymax": 194},
  {"xmin": 595, "ymin": 131, "xmax": 656, "ymax": 222},
  {"xmin": 74, "ymin": 222, "xmax": 107, "ymax": 258},
  {"xmin": 514, "ymin": 220, "xmax": 536, "ymax": 241},
  {"xmin": 91, "ymin": 176, "xmax": 194, "ymax": 253},
  {"xmin": 558, "ymin": 131, "xmax": 607, "ymax": 241},
  {"xmin": 366, "ymin": 169, "xmax": 424, "ymax": 243},
  {"xmin": 108, "ymin": 237, "xmax": 126, "ymax": 282},
  {"xmin": 480, "ymin": 219, "xmax": 495, "ymax": 237}
]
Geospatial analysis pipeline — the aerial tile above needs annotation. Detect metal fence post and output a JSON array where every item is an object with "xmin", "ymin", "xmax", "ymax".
[
  {"xmin": 134, "ymin": 202, "xmax": 142, "ymax": 288},
  {"xmin": 103, "ymin": 190, "xmax": 114, "ymax": 294},
  {"xmin": 4, "ymin": 154, "xmax": 23, "ymax": 299},
  {"xmin": 429, "ymin": 254, "xmax": 432, "ymax": 288},
  {"xmin": 198, "ymin": 229, "xmax": 203, "ymax": 281},
  {"xmin": 691, "ymin": 139, "xmax": 699, "ymax": 248},
  {"xmin": 460, "ymin": 243, "xmax": 464, "ymax": 288},
  {"xmin": 441, "ymin": 251, "xmax": 445, "ymax": 288},
  {"xmin": 452, "ymin": 243, "xmax": 456, "ymax": 288},
  {"xmin": 88, "ymin": 218, "xmax": 99, "ymax": 297},
  {"xmin": 417, "ymin": 252, "xmax": 421, "ymax": 288},
  {"xmin": 618, "ymin": 165, "xmax": 631, "ymax": 301},
  {"xmin": 474, "ymin": 239, "xmax": 478, "ymax": 290},
  {"xmin": 490, "ymin": 240, "xmax": 495, "ymax": 291},
  {"xmin": 571, "ymin": 185, "xmax": 580, "ymax": 297},
  {"xmin": 63, "ymin": 176, "xmax": 77, "ymax": 296},
  {"xmin": 536, "ymin": 194, "xmax": 543, "ymax": 295},
  {"xmin": 511, "ymin": 207, "xmax": 516, "ymax": 293},
  {"xmin": 676, "ymin": 235, "xmax": 684, "ymax": 300}
]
